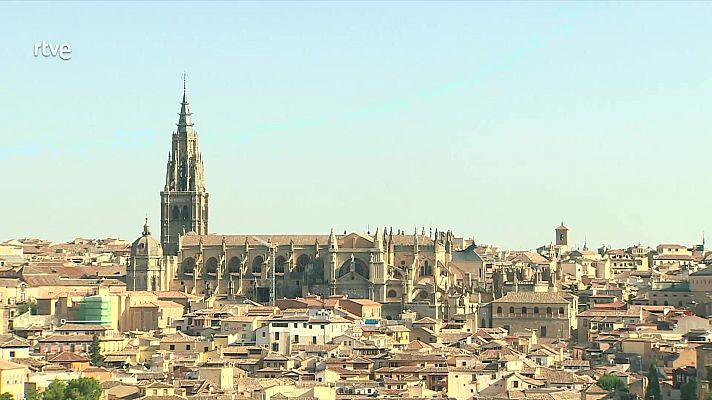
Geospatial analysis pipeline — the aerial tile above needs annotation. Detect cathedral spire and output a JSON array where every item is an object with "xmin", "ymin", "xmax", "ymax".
[
  {"xmin": 373, "ymin": 226, "xmax": 382, "ymax": 250},
  {"xmin": 177, "ymin": 74, "xmax": 194, "ymax": 136},
  {"xmin": 161, "ymin": 77, "xmax": 209, "ymax": 255}
]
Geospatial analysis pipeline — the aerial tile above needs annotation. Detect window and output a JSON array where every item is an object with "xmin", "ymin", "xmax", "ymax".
[
  {"xmin": 546, "ymin": 307, "xmax": 552, "ymax": 315},
  {"xmin": 169, "ymin": 345, "xmax": 175, "ymax": 350},
  {"xmin": 496, "ymin": 307, "xmax": 502, "ymax": 316},
  {"xmin": 275, "ymin": 332, "xmax": 280, "ymax": 340},
  {"xmin": 540, "ymin": 326, "xmax": 547, "ymax": 337},
  {"xmin": 294, "ymin": 335, "xmax": 299, "ymax": 343},
  {"xmin": 312, "ymin": 336, "xmax": 317, "ymax": 344},
  {"xmin": 534, "ymin": 307, "xmax": 539, "ymax": 314},
  {"xmin": 522, "ymin": 307, "xmax": 527, "ymax": 314},
  {"xmin": 186, "ymin": 345, "xmax": 191, "ymax": 350},
  {"xmin": 509, "ymin": 307, "xmax": 514, "ymax": 314},
  {"xmin": 204, "ymin": 346, "xmax": 208, "ymax": 352},
  {"xmin": 558, "ymin": 307, "xmax": 564, "ymax": 315}
]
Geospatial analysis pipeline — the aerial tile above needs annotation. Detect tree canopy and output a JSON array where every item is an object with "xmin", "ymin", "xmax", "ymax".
[
  {"xmin": 598, "ymin": 374, "xmax": 628, "ymax": 392},
  {"xmin": 43, "ymin": 378, "xmax": 101, "ymax": 400},
  {"xmin": 89, "ymin": 334, "xmax": 103, "ymax": 367},
  {"xmin": 681, "ymin": 378, "xmax": 698, "ymax": 400},
  {"xmin": 646, "ymin": 364, "xmax": 663, "ymax": 400}
]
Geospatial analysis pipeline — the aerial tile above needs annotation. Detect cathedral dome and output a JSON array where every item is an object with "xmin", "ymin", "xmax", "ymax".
[{"xmin": 131, "ymin": 219, "xmax": 163, "ymax": 258}]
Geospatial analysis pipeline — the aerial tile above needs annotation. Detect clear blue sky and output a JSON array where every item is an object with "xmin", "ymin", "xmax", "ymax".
[{"xmin": 1, "ymin": 2, "xmax": 711, "ymax": 250}]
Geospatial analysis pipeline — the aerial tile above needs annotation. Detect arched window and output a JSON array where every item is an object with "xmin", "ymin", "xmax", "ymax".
[
  {"xmin": 205, "ymin": 257, "xmax": 218, "ymax": 274},
  {"xmin": 509, "ymin": 307, "xmax": 514, "ymax": 314},
  {"xmin": 182, "ymin": 206, "xmax": 190, "ymax": 221},
  {"xmin": 496, "ymin": 307, "xmax": 503, "ymax": 316},
  {"xmin": 296, "ymin": 254, "xmax": 310, "ymax": 273},
  {"xmin": 546, "ymin": 307, "xmax": 552, "ymax": 315},
  {"xmin": 171, "ymin": 206, "xmax": 180, "ymax": 220},
  {"xmin": 420, "ymin": 260, "xmax": 432, "ymax": 276},
  {"xmin": 338, "ymin": 258, "xmax": 369, "ymax": 279},
  {"xmin": 181, "ymin": 257, "xmax": 195, "ymax": 274},
  {"xmin": 387, "ymin": 289, "xmax": 398, "ymax": 298},
  {"xmin": 311, "ymin": 258, "xmax": 324, "ymax": 284},
  {"xmin": 275, "ymin": 256, "xmax": 286, "ymax": 274},
  {"xmin": 558, "ymin": 307, "xmax": 565, "ymax": 315},
  {"xmin": 522, "ymin": 307, "xmax": 527, "ymax": 315},
  {"xmin": 228, "ymin": 257, "xmax": 241, "ymax": 274},
  {"xmin": 252, "ymin": 256, "xmax": 264, "ymax": 274},
  {"xmin": 534, "ymin": 307, "xmax": 539, "ymax": 314}
]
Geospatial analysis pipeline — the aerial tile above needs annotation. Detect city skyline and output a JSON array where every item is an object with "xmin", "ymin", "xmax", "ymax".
[{"xmin": 2, "ymin": 2, "xmax": 711, "ymax": 249}]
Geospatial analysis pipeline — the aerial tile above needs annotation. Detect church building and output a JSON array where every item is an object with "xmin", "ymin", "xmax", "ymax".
[{"xmin": 129, "ymin": 83, "xmax": 484, "ymax": 310}]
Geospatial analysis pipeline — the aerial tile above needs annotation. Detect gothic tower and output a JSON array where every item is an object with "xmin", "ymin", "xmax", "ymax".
[{"xmin": 160, "ymin": 79, "xmax": 209, "ymax": 255}]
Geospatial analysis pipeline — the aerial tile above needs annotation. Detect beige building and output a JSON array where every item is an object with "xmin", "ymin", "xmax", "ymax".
[
  {"xmin": 490, "ymin": 291, "xmax": 577, "ymax": 338},
  {"xmin": 0, "ymin": 360, "xmax": 28, "ymax": 400}
]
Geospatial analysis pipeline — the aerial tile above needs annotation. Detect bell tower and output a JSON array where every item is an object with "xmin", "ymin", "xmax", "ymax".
[
  {"xmin": 160, "ymin": 77, "xmax": 209, "ymax": 255},
  {"xmin": 555, "ymin": 221, "xmax": 568, "ymax": 246}
]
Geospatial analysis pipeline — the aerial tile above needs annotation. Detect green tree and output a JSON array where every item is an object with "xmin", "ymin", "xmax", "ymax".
[
  {"xmin": 89, "ymin": 333, "xmax": 103, "ymax": 367},
  {"xmin": 681, "ymin": 378, "xmax": 698, "ymax": 400},
  {"xmin": 42, "ymin": 380, "xmax": 67, "ymax": 400},
  {"xmin": 17, "ymin": 302, "xmax": 36, "ymax": 315},
  {"xmin": 25, "ymin": 388, "xmax": 40, "ymax": 400},
  {"xmin": 42, "ymin": 378, "xmax": 101, "ymax": 400},
  {"xmin": 646, "ymin": 364, "xmax": 663, "ymax": 400},
  {"xmin": 65, "ymin": 378, "xmax": 101, "ymax": 400},
  {"xmin": 599, "ymin": 374, "xmax": 628, "ymax": 392},
  {"xmin": 0, "ymin": 393, "xmax": 14, "ymax": 400}
]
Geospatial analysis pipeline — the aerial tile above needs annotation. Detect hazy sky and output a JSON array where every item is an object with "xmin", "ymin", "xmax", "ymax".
[{"xmin": 1, "ymin": 2, "xmax": 711, "ymax": 250}]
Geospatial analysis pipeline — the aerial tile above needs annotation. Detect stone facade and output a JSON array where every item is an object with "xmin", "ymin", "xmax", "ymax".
[
  {"xmin": 128, "ymin": 84, "xmax": 484, "ymax": 306},
  {"xmin": 490, "ymin": 291, "xmax": 577, "ymax": 338},
  {"xmin": 160, "ymin": 81, "xmax": 209, "ymax": 256},
  {"xmin": 173, "ymin": 229, "xmax": 475, "ymax": 304}
]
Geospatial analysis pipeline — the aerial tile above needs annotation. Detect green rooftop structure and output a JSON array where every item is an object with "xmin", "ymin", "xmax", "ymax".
[{"xmin": 78, "ymin": 295, "xmax": 112, "ymax": 326}]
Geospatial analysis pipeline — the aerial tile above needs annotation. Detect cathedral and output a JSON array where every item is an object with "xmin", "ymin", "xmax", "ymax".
[{"xmin": 128, "ymin": 83, "xmax": 484, "ymax": 309}]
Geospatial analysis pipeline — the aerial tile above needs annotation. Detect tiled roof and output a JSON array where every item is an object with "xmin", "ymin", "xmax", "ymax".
[
  {"xmin": 48, "ymin": 351, "xmax": 90, "ymax": 363},
  {"xmin": 0, "ymin": 360, "xmax": 26, "ymax": 370},
  {"xmin": 492, "ymin": 292, "xmax": 570, "ymax": 304},
  {"xmin": 160, "ymin": 331, "xmax": 198, "ymax": 343},
  {"xmin": 55, "ymin": 323, "xmax": 108, "ymax": 332},
  {"xmin": 182, "ymin": 235, "xmax": 329, "ymax": 247}
]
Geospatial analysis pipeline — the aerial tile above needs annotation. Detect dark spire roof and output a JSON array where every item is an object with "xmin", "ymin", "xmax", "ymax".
[{"xmin": 177, "ymin": 74, "xmax": 194, "ymax": 136}]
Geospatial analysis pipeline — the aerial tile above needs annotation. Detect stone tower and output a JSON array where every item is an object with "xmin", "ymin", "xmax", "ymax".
[
  {"xmin": 160, "ymin": 79, "xmax": 209, "ymax": 255},
  {"xmin": 555, "ymin": 222, "xmax": 568, "ymax": 246},
  {"xmin": 128, "ymin": 219, "xmax": 165, "ymax": 291}
]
